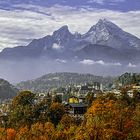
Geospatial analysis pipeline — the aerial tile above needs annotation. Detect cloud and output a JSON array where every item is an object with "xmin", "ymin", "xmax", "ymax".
[
  {"xmin": 0, "ymin": 4, "xmax": 139, "ymax": 51},
  {"xmin": 80, "ymin": 59, "xmax": 122, "ymax": 66},
  {"xmin": 88, "ymin": 0, "xmax": 125, "ymax": 5},
  {"xmin": 88, "ymin": 0, "xmax": 104, "ymax": 4},
  {"xmin": 56, "ymin": 59, "xmax": 67, "ymax": 63},
  {"xmin": 80, "ymin": 59, "xmax": 95, "ymax": 65},
  {"xmin": 52, "ymin": 43, "xmax": 63, "ymax": 50},
  {"xmin": 127, "ymin": 63, "xmax": 136, "ymax": 68}
]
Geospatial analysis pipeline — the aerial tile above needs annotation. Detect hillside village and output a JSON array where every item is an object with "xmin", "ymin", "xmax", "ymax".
[
  {"xmin": 0, "ymin": 73, "xmax": 140, "ymax": 140},
  {"xmin": 0, "ymin": 72, "xmax": 140, "ymax": 139},
  {"xmin": 0, "ymin": 0, "xmax": 139, "ymax": 139},
  {"xmin": 0, "ymin": 73, "xmax": 140, "ymax": 118}
]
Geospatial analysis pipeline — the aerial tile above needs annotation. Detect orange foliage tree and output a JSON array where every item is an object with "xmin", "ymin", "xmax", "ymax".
[{"xmin": 75, "ymin": 98, "xmax": 135, "ymax": 140}]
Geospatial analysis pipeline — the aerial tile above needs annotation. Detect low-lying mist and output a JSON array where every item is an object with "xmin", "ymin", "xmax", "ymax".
[{"xmin": 0, "ymin": 58, "xmax": 139, "ymax": 84}]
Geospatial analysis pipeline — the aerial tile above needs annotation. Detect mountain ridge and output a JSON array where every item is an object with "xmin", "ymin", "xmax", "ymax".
[
  {"xmin": 0, "ymin": 19, "xmax": 140, "ymax": 63},
  {"xmin": 16, "ymin": 72, "xmax": 115, "ymax": 92}
]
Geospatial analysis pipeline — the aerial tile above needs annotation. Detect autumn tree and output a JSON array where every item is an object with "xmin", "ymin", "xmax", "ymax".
[
  {"xmin": 76, "ymin": 98, "xmax": 135, "ymax": 140},
  {"xmin": 6, "ymin": 128, "xmax": 16, "ymax": 140},
  {"xmin": 60, "ymin": 114, "xmax": 77, "ymax": 129},
  {"xmin": 132, "ymin": 103, "xmax": 140, "ymax": 139}
]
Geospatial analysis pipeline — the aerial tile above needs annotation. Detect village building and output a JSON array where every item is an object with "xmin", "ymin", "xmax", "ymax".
[
  {"xmin": 65, "ymin": 96, "xmax": 88, "ymax": 116},
  {"xmin": 77, "ymin": 82, "xmax": 102, "ymax": 96},
  {"xmin": 68, "ymin": 96, "xmax": 79, "ymax": 104},
  {"xmin": 78, "ymin": 96, "xmax": 85, "ymax": 103},
  {"xmin": 65, "ymin": 103, "xmax": 87, "ymax": 116}
]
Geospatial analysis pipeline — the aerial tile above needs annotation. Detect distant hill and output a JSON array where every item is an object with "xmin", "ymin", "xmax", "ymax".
[
  {"xmin": 16, "ymin": 72, "xmax": 115, "ymax": 92},
  {"xmin": 0, "ymin": 79, "xmax": 18, "ymax": 100},
  {"xmin": 117, "ymin": 73, "xmax": 140, "ymax": 86}
]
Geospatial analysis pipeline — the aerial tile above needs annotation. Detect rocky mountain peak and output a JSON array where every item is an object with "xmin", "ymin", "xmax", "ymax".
[
  {"xmin": 53, "ymin": 25, "xmax": 72, "ymax": 37},
  {"xmin": 97, "ymin": 18, "xmax": 108, "ymax": 24},
  {"xmin": 52, "ymin": 25, "xmax": 74, "ymax": 45},
  {"xmin": 0, "ymin": 19, "xmax": 140, "ymax": 62},
  {"xmin": 88, "ymin": 18, "xmax": 122, "ymax": 33}
]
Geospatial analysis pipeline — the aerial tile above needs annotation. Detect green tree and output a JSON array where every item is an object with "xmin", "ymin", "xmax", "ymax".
[
  {"xmin": 12, "ymin": 90, "xmax": 35, "ymax": 107},
  {"xmin": 85, "ymin": 92, "xmax": 95, "ymax": 107},
  {"xmin": 48, "ymin": 103, "xmax": 65, "ymax": 126},
  {"xmin": 8, "ymin": 91, "xmax": 36, "ymax": 128},
  {"xmin": 53, "ymin": 95, "xmax": 62, "ymax": 103}
]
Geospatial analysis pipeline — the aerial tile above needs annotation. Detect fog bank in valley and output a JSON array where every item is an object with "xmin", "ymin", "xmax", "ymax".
[{"xmin": 0, "ymin": 57, "xmax": 139, "ymax": 84}]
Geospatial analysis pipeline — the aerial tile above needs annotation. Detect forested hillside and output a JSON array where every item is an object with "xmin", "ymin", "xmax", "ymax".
[
  {"xmin": 0, "ymin": 79, "xmax": 18, "ymax": 100},
  {"xmin": 17, "ymin": 72, "xmax": 115, "ymax": 92},
  {"xmin": 117, "ymin": 73, "xmax": 140, "ymax": 86}
]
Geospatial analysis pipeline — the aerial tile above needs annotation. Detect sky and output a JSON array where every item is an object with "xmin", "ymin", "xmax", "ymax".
[{"xmin": 0, "ymin": 0, "xmax": 140, "ymax": 51}]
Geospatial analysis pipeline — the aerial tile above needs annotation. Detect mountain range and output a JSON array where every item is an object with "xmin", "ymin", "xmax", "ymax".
[
  {"xmin": 0, "ymin": 19, "xmax": 140, "ymax": 83},
  {"xmin": 0, "ymin": 18, "xmax": 140, "ymax": 63}
]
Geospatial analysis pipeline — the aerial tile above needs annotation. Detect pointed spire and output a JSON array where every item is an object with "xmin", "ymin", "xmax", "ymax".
[
  {"xmin": 53, "ymin": 25, "xmax": 70, "ymax": 35},
  {"xmin": 88, "ymin": 18, "xmax": 122, "ymax": 33},
  {"xmin": 53, "ymin": 25, "xmax": 73, "ymax": 40},
  {"xmin": 98, "ymin": 18, "xmax": 109, "ymax": 23}
]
